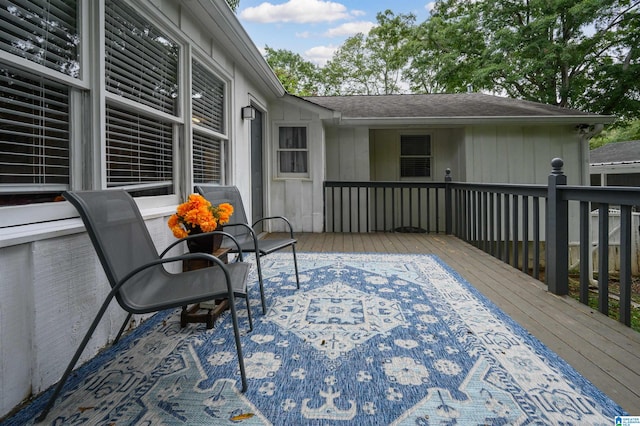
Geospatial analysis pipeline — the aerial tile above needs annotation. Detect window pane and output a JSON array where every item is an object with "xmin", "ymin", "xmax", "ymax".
[
  {"xmin": 0, "ymin": 0, "xmax": 80, "ymax": 77},
  {"xmin": 193, "ymin": 132, "xmax": 222, "ymax": 184},
  {"xmin": 279, "ymin": 151, "xmax": 307, "ymax": 173},
  {"xmin": 400, "ymin": 134, "xmax": 431, "ymax": 178},
  {"xmin": 105, "ymin": 1, "xmax": 179, "ymax": 115},
  {"xmin": 192, "ymin": 61, "xmax": 224, "ymax": 134},
  {"xmin": 0, "ymin": 65, "xmax": 69, "ymax": 205},
  {"xmin": 106, "ymin": 105, "xmax": 173, "ymax": 193},
  {"xmin": 401, "ymin": 157, "xmax": 430, "ymax": 177},
  {"xmin": 401, "ymin": 135, "xmax": 430, "ymax": 155},
  {"xmin": 279, "ymin": 127, "xmax": 306, "ymax": 149}
]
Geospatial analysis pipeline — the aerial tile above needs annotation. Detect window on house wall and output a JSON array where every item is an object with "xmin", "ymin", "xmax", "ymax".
[
  {"xmin": 193, "ymin": 133, "xmax": 222, "ymax": 184},
  {"xmin": 104, "ymin": 0, "xmax": 179, "ymax": 195},
  {"xmin": 0, "ymin": 0, "xmax": 80, "ymax": 77},
  {"xmin": 0, "ymin": 0, "xmax": 79, "ymax": 207},
  {"xmin": 400, "ymin": 134, "xmax": 431, "ymax": 178},
  {"xmin": 278, "ymin": 126, "xmax": 308, "ymax": 176},
  {"xmin": 106, "ymin": 106, "xmax": 173, "ymax": 194},
  {"xmin": 192, "ymin": 60, "xmax": 225, "ymax": 184}
]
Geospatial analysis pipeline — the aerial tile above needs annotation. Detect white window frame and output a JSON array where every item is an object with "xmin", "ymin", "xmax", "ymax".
[
  {"xmin": 275, "ymin": 124, "xmax": 310, "ymax": 179},
  {"xmin": 399, "ymin": 133, "xmax": 432, "ymax": 180},
  {"xmin": 191, "ymin": 56, "xmax": 229, "ymax": 186},
  {"xmin": 0, "ymin": 0, "xmax": 89, "ymax": 227}
]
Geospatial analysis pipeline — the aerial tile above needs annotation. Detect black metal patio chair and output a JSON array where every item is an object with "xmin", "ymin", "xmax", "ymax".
[
  {"xmin": 195, "ymin": 185, "xmax": 300, "ymax": 313},
  {"xmin": 36, "ymin": 190, "xmax": 252, "ymax": 422}
]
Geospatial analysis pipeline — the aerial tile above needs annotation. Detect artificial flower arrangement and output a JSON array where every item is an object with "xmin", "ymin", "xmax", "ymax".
[{"xmin": 168, "ymin": 193, "xmax": 233, "ymax": 239}]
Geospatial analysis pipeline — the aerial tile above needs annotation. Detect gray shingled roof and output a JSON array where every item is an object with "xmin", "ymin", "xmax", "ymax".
[
  {"xmin": 590, "ymin": 140, "xmax": 640, "ymax": 164},
  {"xmin": 303, "ymin": 93, "xmax": 603, "ymax": 119}
]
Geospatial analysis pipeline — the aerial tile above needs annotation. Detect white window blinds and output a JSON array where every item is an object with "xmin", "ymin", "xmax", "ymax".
[
  {"xmin": 105, "ymin": 1, "xmax": 179, "ymax": 115},
  {"xmin": 193, "ymin": 133, "xmax": 222, "ymax": 184},
  {"xmin": 0, "ymin": 66, "xmax": 69, "ymax": 189},
  {"xmin": 106, "ymin": 105, "xmax": 173, "ymax": 189},
  {"xmin": 192, "ymin": 60, "xmax": 225, "ymax": 134},
  {"xmin": 0, "ymin": 0, "xmax": 80, "ymax": 77}
]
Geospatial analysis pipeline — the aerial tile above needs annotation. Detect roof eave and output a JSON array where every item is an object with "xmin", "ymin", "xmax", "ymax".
[{"xmin": 336, "ymin": 115, "xmax": 615, "ymax": 127}]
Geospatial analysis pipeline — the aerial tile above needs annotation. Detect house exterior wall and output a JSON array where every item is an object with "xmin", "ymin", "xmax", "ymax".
[
  {"xmin": 463, "ymin": 125, "xmax": 585, "ymax": 185},
  {"xmin": 370, "ymin": 128, "xmax": 465, "ymax": 181},
  {"xmin": 0, "ymin": 0, "xmax": 276, "ymax": 417},
  {"xmin": 267, "ymin": 100, "xmax": 326, "ymax": 233}
]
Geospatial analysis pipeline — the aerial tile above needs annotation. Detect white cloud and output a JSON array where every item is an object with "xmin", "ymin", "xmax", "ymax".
[
  {"xmin": 324, "ymin": 21, "xmax": 375, "ymax": 37},
  {"xmin": 240, "ymin": 0, "xmax": 350, "ymax": 24},
  {"xmin": 426, "ymin": 2, "xmax": 436, "ymax": 12},
  {"xmin": 305, "ymin": 45, "xmax": 338, "ymax": 65}
]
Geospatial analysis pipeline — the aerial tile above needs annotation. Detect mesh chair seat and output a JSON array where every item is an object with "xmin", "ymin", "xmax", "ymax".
[{"xmin": 121, "ymin": 262, "xmax": 250, "ymax": 313}]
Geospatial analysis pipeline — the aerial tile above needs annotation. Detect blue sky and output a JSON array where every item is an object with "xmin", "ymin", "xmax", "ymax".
[{"xmin": 237, "ymin": 0, "xmax": 435, "ymax": 65}]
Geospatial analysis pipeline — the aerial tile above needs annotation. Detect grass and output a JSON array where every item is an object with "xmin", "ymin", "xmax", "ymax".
[{"xmin": 567, "ymin": 273, "xmax": 640, "ymax": 332}]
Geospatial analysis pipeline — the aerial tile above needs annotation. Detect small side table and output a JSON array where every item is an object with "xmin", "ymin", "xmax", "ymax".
[{"xmin": 181, "ymin": 247, "xmax": 230, "ymax": 329}]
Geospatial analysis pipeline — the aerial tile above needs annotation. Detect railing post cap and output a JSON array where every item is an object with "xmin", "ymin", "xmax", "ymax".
[{"xmin": 551, "ymin": 158, "xmax": 564, "ymax": 175}]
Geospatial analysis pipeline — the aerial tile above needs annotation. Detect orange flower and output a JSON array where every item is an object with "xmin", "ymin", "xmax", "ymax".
[{"xmin": 167, "ymin": 194, "xmax": 233, "ymax": 239}]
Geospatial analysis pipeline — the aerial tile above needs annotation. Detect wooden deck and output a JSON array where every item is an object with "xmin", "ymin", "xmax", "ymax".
[{"xmin": 267, "ymin": 232, "xmax": 640, "ymax": 414}]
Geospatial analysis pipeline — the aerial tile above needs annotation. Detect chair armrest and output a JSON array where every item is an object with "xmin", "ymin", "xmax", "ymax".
[
  {"xmin": 252, "ymin": 216, "xmax": 295, "ymax": 238},
  {"xmin": 114, "ymin": 252, "xmax": 236, "ymax": 296},
  {"xmin": 160, "ymin": 231, "xmax": 245, "ymax": 261},
  {"xmin": 211, "ymin": 223, "xmax": 261, "ymax": 254}
]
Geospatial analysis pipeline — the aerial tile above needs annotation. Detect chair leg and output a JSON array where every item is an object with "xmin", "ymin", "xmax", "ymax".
[
  {"xmin": 245, "ymin": 296, "xmax": 253, "ymax": 332},
  {"xmin": 35, "ymin": 294, "xmax": 116, "ymax": 422},
  {"xmin": 226, "ymin": 293, "xmax": 248, "ymax": 392},
  {"xmin": 291, "ymin": 244, "xmax": 300, "ymax": 289},
  {"xmin": 254, "ymin": 251, "xmax": 267, "ymax": 314},
  {"xmin": 113, "ymin": 313, "xmax": 133, "ymax": 344}
]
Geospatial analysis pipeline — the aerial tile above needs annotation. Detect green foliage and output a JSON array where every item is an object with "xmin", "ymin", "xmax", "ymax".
[
  {"xmin": 419, "ymin": 0, "xmax": 640, "ymax": 119},
  {"xmin": 225, "ymin": 0, "xmax": 240, "ymax": 12},
  {"xmin": 590, "ymin": 119, "xmax": 640, "ymax": 149},
  {"xmin": 264, "ymin": 47, "xmax": 320, "ymax": 96},
  {"xmin": 320, "ymin": 11, "xmax": 416, "ymax": 95}
]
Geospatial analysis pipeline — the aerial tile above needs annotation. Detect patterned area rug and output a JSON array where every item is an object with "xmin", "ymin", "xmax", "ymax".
[{"xmin": 5, "ymin": 253, "xmax": 627, "ymax": 425}]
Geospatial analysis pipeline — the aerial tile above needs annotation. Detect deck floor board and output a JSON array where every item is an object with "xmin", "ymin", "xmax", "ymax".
[{"xmin": 269, "ymin": 232, "xmax": 640, "ymax": 413}]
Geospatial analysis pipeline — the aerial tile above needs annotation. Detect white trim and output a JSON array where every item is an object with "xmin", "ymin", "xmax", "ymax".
[
  {"xmin": 275, "ymin": 123, "xmax": 311, "ymax": 179},
  {"xmin": 0, "ymin": 200, "xmax": 177, "ymax": 249},
  {"xmin": 337, "ymin": 115, "xmax": 614, "ymax": 127}
]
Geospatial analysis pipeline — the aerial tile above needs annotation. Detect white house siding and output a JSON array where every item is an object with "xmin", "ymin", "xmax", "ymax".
[
  {"xmin": 267, "ymin": 100, "xmax": 326, "ymax": 233},
  {"xmin": 0, "ymin": 1, "xmax": 277, "ymax": 417},
  {"xmin": 464, "ymin": 125, "xmax": 585, "ymax": 185}
]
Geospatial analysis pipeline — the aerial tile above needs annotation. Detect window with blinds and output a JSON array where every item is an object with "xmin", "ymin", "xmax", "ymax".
[
  {"xmin": 0, "ymin": 66, "xmax": 70, "ymax": 205},
  {"xmin": 106, "ymin": 106, "xmax": 173, "ymax": 192},
  {"xmin": 193, "ymin": 133, "xmax": 222, "ymax": 184},
  {"xmin": 105, "ymin": 1, "xmax": 179, "ymax": 115},
  {"xmin": 0, "ymin": 0, "xmax": 80, "ymax": 77},
  {"xmin": 192, "ymin": 61, "xmax": 225, "ymax": 134},
  {"xmin": 278, "ymin": 126, "xmax": 308, "ymax": 175},
  {"xmin": 400, "ymin": 135, "xmax": 431, "ymax": 178}
]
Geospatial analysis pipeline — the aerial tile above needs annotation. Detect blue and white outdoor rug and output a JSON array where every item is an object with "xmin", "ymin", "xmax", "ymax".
[{"xmin": 5, "ymin": 253, "xmax": 627, "ymax": 425}]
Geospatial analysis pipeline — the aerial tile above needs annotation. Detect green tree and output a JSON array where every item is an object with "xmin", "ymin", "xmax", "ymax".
[
  {"xmin": 415, "ymin": 0, "xmax": 640, "ymax": 118},
  {"xmin": 264, "ymin": 47, "xmax": 320, "ymax": 96},
  {"xmin": 319, "ymin": 11, "xmax": 416, "ymax": 95},
  {"xmin": 226, "ymin": 0, "xmax": 240, "ymax": 12}
]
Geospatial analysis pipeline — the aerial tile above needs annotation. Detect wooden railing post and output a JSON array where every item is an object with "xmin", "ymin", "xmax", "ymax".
[
  {"xmin": 445, "ymin": 168, "xmax": 452, "ymax": 234},
  {"xmin": 546, "ymin": 158, "xmax": 569, "ymax": 295}
]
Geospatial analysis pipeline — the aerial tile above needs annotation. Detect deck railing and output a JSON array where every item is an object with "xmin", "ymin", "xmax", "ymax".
[{"xmin": 324, "ymin": 158, "xmax": 640, "ymax": 327}]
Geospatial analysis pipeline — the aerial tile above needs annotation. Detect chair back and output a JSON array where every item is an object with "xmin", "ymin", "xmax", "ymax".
[
  {"xmin": 63, "ymin": 190, "xmax": 161, "ymax": 307},
  {"xmin": 195, "ymin": 186, "xmax": 252, "ymax": 244}
]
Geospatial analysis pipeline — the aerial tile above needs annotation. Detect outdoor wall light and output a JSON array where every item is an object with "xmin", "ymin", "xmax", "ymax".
[{"xmin": 241, "ymin": 105, "xmax": 256, "ymax": 120}]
